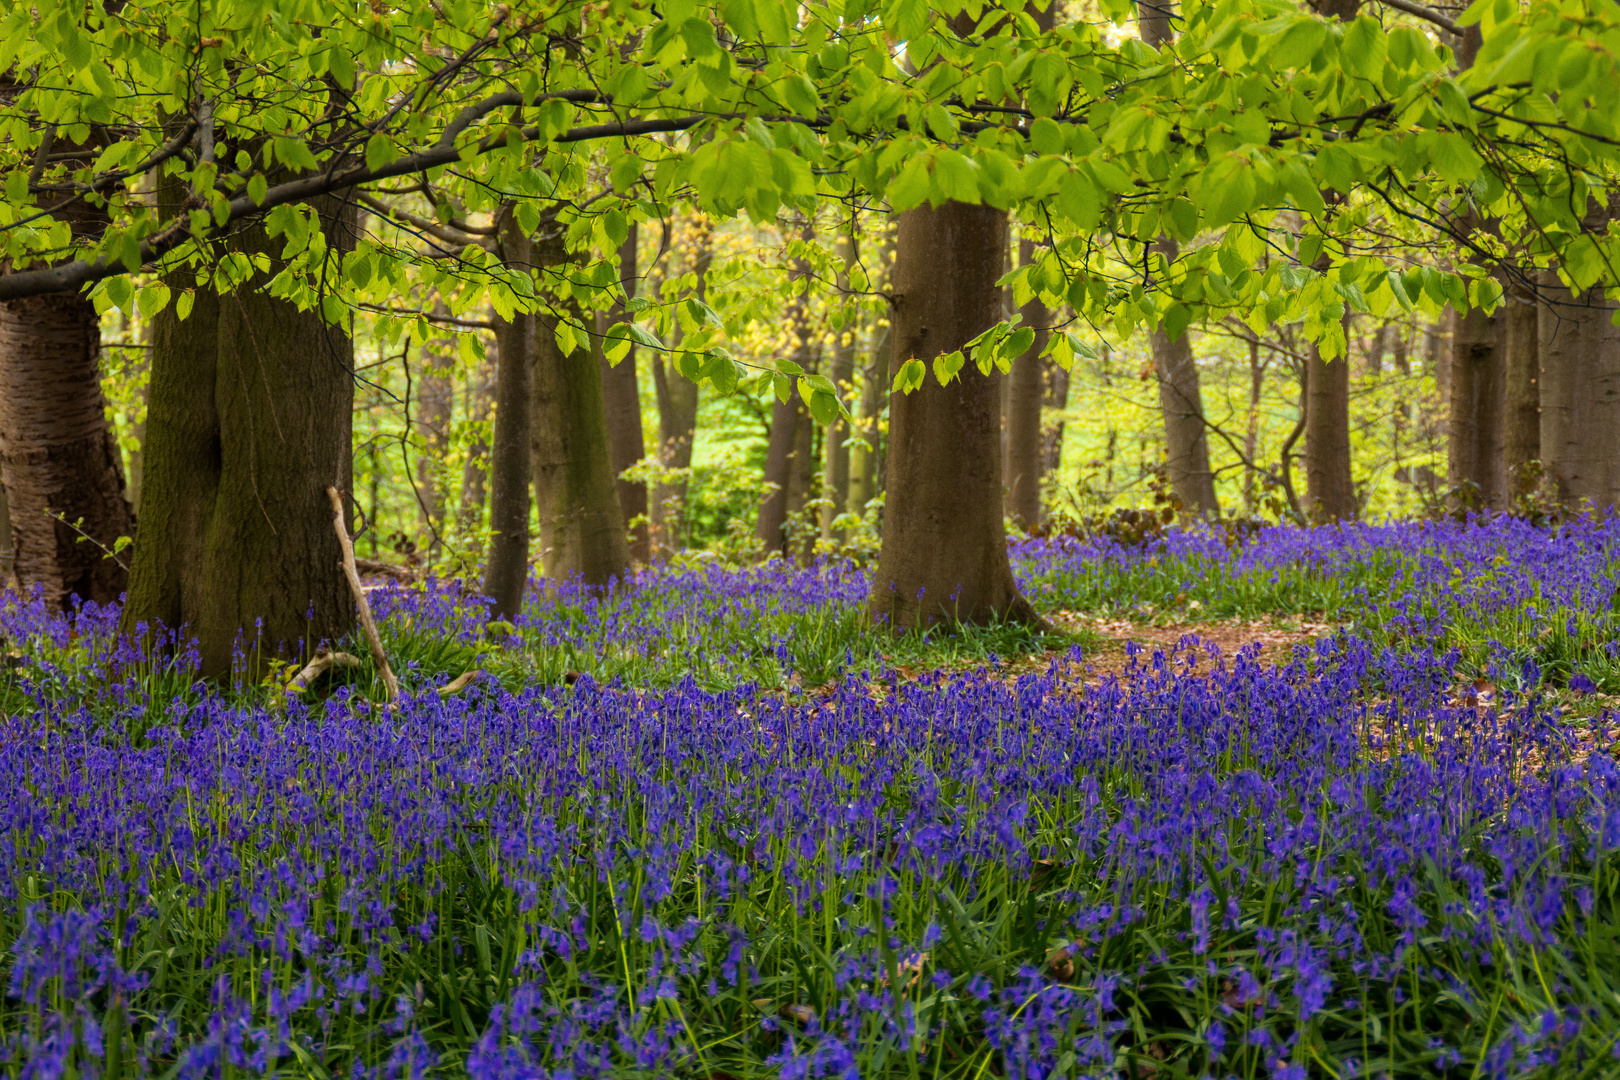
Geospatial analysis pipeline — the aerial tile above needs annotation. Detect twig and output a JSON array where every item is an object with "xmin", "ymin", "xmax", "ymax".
[
  {"xmin": 325, "ymin": 485, "xmax": 400, "ymax": 702},
  {"xmin": 287, "ymin": 649, "xmax": 364, "ymax": 692}
]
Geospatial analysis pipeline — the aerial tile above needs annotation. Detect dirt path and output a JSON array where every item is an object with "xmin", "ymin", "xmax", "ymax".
[{"xmin": 1049, "ymin": 610, "xmax": 1341, "ymax": 681}]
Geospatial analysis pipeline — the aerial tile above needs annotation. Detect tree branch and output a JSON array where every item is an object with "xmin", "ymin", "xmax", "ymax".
[{"xmin": 1377, "ymin": 0, "xmax": 1459, "ymax": 34}]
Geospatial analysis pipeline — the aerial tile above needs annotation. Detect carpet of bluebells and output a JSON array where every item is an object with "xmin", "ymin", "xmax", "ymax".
[{"xmin": 6, "ymin": 515, "xmax": 1620, "ymax": 1078}]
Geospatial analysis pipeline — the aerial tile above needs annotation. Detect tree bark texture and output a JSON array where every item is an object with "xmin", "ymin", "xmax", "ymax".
[
  {"xmin": 481, "ymin": 210, "xmax": 534, "ymax": 621},
  {"xmin": 821, "ymin": 230, "xmax": 858, "ymax": 542},
  {"xmin": 0, "ymin": 292, "xmax": 135, "ymax": 608},
  {"xmin": 1040, "ymin": 357, "xmax": 1069, "ymax": 477},
  {"xmin": 848, "ymin": 235, "xmax": 894, "ymax": 517},
  {"xmin": 457, "ymin": 350, "xmax": 494, "ymax": 536},
  {"xmin": 598, "ymin": 225, "xmax": 648, "ymax": 562},
  {"xmin": 1538, "ymin": 269, "xmax": 1620, "ymax": 508},
  {"xmin": 1304, "ymin": 329, "xmax": 1356, "ymax": 520},
  {"xmin": 756, "ymin": 225, "xmax": 815, "ymax": 558},
  {"xmin": 1501, "ymin": 285, "xmax": 1541, "ymax": 497},
  {"xmin": 869, "ymin": 202, "xmax": 1039, "ymax": 631},
  {"xmin": 120, "ymin": 196, "xmax": 355, "ymax": 676},
  {"xmin": 414, "ymin": 321, "xmax": 454, "ymax": 546},
  {"xmin": 1148, "ymin": 238, "xmax": 1219, "ymax": 515},
  {"xmin": 1004, "ymin": 237, "xmax": 1049, "ymax": 529},
  {"xmin": 532, "ymin": 297, "xmax": 631, "ymax": 586},
  {"xmin": 650, "ymin": 218, "xmax": 709, "ymax": 559},
  {"xmin": 1447, "ymin": 303, "xmax": 1505, "ymax": 506}
]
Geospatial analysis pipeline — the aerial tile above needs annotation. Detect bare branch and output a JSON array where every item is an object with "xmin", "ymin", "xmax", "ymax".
[{"xmin": 1377, "ymin": 0, "xmax": 1459, "ymax": 34}]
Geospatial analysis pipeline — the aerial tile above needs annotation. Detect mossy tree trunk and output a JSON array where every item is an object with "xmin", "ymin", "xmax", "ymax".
[
  {"xmin": 531, "ymin": 276, "xmax": 630, "ymax": 586},
  {"xmin": 120, "ymin": 196, "xmax": 356, "ymax": 676},
  {"xmin": 868, "ymin": 201, "xmax": 1040, "ymax": 631}
]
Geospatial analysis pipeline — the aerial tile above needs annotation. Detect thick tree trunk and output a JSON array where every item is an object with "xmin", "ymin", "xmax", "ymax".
[
  {"xmin": 532, "ymin": 297, "xmax": 632, "ymax": 585},
  {"xmin": 650, "ymin": 218, "xmax": 709, "ymax": 560},
  {"xmin": 1004, "ymin": 238, "xmax": 1049, "ymax": 529},
  {"xmin": 599, "ymin": 226, "xmax": 648, "ymax": 562},
  {"xmin": 1447, "ymin": 302, "xmax": 1506, "ymax": 506},
  {"xmin": 0, "ymin": 293, "xmax": 134, "ymax": 608},
  {"xmin": 1501, "ymin": 284, "xmax": 1541, "ymax": 498},
  {"xmin": 821, "ymin": 230, "xmax": 859, "ymax": 543},
  {"xmin": 120, "ymin": 197, "xmax": 355, "ymax": 676},
  {"xmin": 482, "ymin": 210, "xmax": 534, "ymax": 621},
  {"xmin": 869, "ymin": 202, "xmax": 1039, "ymax": 630},
  {"xmin": 1304, "ymin": 327, "xmax": 1356, "ymax": 520},
  {"xmin": 788, "ymin": 391, "xmax": 817, "ymax": 561},
  {"xmin": 1538, "ymin": 269, "xmax": 1620, "ymax": 508}
]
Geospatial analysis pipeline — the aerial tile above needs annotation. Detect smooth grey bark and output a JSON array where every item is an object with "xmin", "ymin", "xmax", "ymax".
[
  {"xmin": 457, "ymin": 348, "xmax": 494, "ymax": 536},
  {"xmin": 1304, "ymin": 323, "xmax": 1356, "ymax": 520},
  {"xmin": 1447, "ymin": 302, "xmax": 1506, "ymax": 506},
  {"xmin": 756, "ymin": 223, "xmax": 814, "ymax": 558},
  {"xmin": 821, "ymin": 229, "xmax": 859, "ymax": 543},
  {"xmin": 848, "ymin": 232, "xmax": 894, "ymax": 517},
  {"xmin": 1538, "ymin": 270, "xmax": 1620, "ymax": 507},
  {"xmin": 415, "ymin": 318, "xmax": 454, "ymax": 547},
  {"xmin": 1501, "ymin": 283, "xmax": 1541, "ymax": 498}
]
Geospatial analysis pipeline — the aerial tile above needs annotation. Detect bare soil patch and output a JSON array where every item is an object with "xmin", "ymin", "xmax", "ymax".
[{"xmin": 1049, "ymin": 610, "xmax": 1341, "ymax": 681}]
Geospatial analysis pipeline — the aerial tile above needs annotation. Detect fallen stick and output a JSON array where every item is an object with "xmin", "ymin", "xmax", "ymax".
[
  {"xmin": 437, "ymin": 669, "xmax": 483, "ymax": 697},
  {"xmin": 287, "ymin": 650, "xmax": 364, "ymax": 693},
  {"xmin": 325, "ymin": 486, "xmax": 401, "ymax": 703}
]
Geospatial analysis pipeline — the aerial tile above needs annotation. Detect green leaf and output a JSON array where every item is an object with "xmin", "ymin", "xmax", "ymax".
[
  {"xmin": 247, "ymin": 172, "xmax": 268, "ymax": 207},
  {"xmin": 932, "ymin": 350, "xmax": 964, "ymax": 385},
  {"xmin": 1205, "ymin": 159, "xmax": 1256, "ymax": 227},
  {"xmin": 273, "ymin": 137, "xmax": 319, "ymax": 172},
  {"xmin": 1428, "ymin": 133, "xmax": 1483, "ymax": 185},
  {"xmin": 807, "ymin": 389, "xmax": 840, "ymax": 426},
  {"xmin": 105, "ymin": 275, "xmax": 133, "ymax": 311},
  {"xmin": 1165, "ymin": 197, "xmax": 1199, "ymax": 242},
  {"xmin": 626, "ymin": 323, "xmax": 665, "ymax": 351},
  {"xmin": 893, "ymin": 358, "xmax": 926, "ymax": 393},
  {"xmin": 772, "ymin": 371, "xmax": 794, "ymax": 402},
  {"xmin": 1162, "ymin": 303, "xmax": 1193, "ymax": 342},
  {"xmin": 176, "ymin": 290, "xmax": 195, "ymax": 321},
  {"xmin": 1341, "ymin": 17, "xmax": 1388, "ymax": 81}
]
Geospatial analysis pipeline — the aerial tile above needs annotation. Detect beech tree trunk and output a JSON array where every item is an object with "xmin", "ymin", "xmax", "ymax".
[
  {"xmin": 0, "ymin": 293, "xmax": 135, "ymax": 608},
  {"xmin": 1004, "ymin": 238, "xmax": 1049, "ymax": 529},
  {"xmin": 531, "ymin": 295, "xmax": 631, "ymax": 585},
  {"xmin": 1304, "ymin": 326, "xmax": 1356, "ymax": 519},
  {"xmin": 1447, "ymin": 302, "xmax": 1506, "ymax": 506},
  {"xmin": 756, "ymin": 224, "xmax": 814, "ymax": 558},
  {"xmin": 415, "ymin": 322, "xmax": 454, "ymax": 547},
  {"xmin": 1148, "ymin": 239, "xmax": 1220, "ymax": 516},
  {"xmin": 1501, "ymin": 284, "xmax": 1541, "ymax": 497},
  {"xmin": 869, "ymin": 202, "xmax": 1039, "ymax": 631},
  {"xmin": 821, "ymin": 229, "xmax": 859, "ymax": 543},
  {"xmin": 457, "ymin": 350, "xmax": 494, "ymax": 536},
  {"xmin": 1041, "ymin": 356, "xmax": 1069, "ymax": 476},
  {"xmin": 848, "ymin": 234, "xmax": 894, "ymax": 517},
  {"xmin": 650, "ymin": 218, "xmax": 709, "ymax": 559},
  {"xmin": 482, "ymin": 210, "xmax": 534, "ymax": 621},
  {"xmin": 599, "ymin": 226, "xmax": 648, "ymax": 562},
  {"xmin": 1538, "ymin": 268, "xmax": 1620, "ymax": 507},
  {"xmin": 120, "ymin": 195, "xmax": 356, "ymax": 676}
]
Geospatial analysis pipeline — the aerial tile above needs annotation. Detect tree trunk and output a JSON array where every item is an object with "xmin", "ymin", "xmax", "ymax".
[
  {"xmin": 457, "ymin": 348, "xmax": 494, "ymax": 537},
  {"xmin": 650, "ymin": 217, "xmax": 708, "ymax": 560},
  {"xmin": 1243, "ymin": 334, "xmax": 1263, "ymax": 511},
  {"xmin": 1148, "ymin": 240, "xmax": 1219, "ymax": 515},
  {"xmin": 531, "ymin": 295, "xmax": 631, "ymax": 585},
  {"xmin": 1304, "ymin": 325, "xmax": 1356, "ymax": 520},
  {"xmin": 482, "ymin": 209, "xmax": 534, "ymax": 621},
  {"xmin": 821, "ymin": 229, "xmax": 858, "ymax": 543},
  {"xmin": 1501, "ymin": 283, "xmax": 1541, "ymax": 499},
  {"xmin": 1447, "ymin": 302, "xmax": 1506, "ymax": 506},
  {"xmin": 869, "ymin": 201, "xmax": 1039, "ymax": 631},
  {"xmin": 1004, "ymin": 237, "xmax": 1049, "ymax": 529},
  {"xmin": 756, "ymin": 223, "xmax": 814, "ymax": 558},
  {"xmin": 0, "ymin": 293, "xmax": 135, "ymax": 608},
  {"xmin": 598, "ymin": 225, "xmax": 648, "ymax": 562},
  {"xmin": 1538, "ymin": 266, "xmax": 1620, "ymax": 508},
  {"xmin": 848, "ymin": 233, "xmax": 894, "ymax": 517},
  {"xmin": 415, "ymin": 320, "xmax": 454, "ymax": 549},
  {"xmin": 120, "ymin": 196, "xmax": 355, "ymax": 676},
  {"xmin": 1040, "ymin": 355, "xmax": 1069, "ymax": 477},
  {"xmin": 789, "ymin": 391, "xmax": 817, "ymax": 562}
]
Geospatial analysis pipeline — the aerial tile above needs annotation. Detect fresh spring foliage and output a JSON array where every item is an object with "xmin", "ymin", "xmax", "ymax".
[{"xmin": 6, "ymin": 515, "xmax": 1620, "ymax": 1076}]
